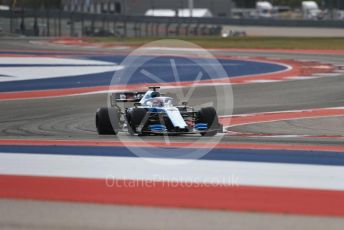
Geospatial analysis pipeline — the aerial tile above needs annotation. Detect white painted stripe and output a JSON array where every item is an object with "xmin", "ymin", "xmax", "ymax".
[
  {"xmin": 285, "ymin": 76, "xmax": 320, "ymax": 80},
  {"xmin": 225, "ymin": 114, "xmax": 344, "ymax": 128},
  {"xmin": 221, "ymin": 106, "xmax": 344, "ymax": 118},
  {"xmin": 0, "ymin": 57, "xmax": 114, "ymax": 65},
  {"xmin": 313, "ymin": 65, "xmax": 333, "ymax": 69},
  {"xmin": 0, "ymin": 57, "xmax": 123, "ymax": 81},
  {"xmin": 0, "ymin": 66, "xmax": 122, "ymax": 82},
  {"xmin": 313, "ymin": 73, "xmax": 341, "ymax": 77},
  {"xmin": 245, "ymin": 79, "xmax": 283, "ymax": 83},
  {"xmin": 0, "ymin": 153, "xmax": 344, "ymax": 191},
  {"xmin": 327, "ymin": 106, "xmax": 344, "ymax": 110}
]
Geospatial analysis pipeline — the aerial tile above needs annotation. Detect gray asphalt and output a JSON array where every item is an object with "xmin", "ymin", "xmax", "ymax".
[
  {"xmin": 0, "ymin": 38, "xmax": 344, "ymax": 229},
  {"xmin": 231, "ymin": 116, "xmax": 344, "ymax": 136},
  {"xmin": 1, "ymin": 199, "xmax": 344, "ymax": 230}
]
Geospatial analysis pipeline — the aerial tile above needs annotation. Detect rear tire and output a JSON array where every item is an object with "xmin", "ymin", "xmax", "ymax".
[
  {"xmin": 96, "ymin": 107, "xmax": 119, "ymax": 135},
  {"xmin": 198, "ymin": 107, "xmax": 220, "ymax": 137}
]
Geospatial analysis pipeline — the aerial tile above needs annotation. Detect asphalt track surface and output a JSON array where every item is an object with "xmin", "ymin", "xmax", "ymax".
[
  {"xmin": 1, "ymin": 199, "xmax": 344, "ymax": 230},
  {"xmin": 232, "ymin": 116, "xmax": 344, "ymax": 136},
  {"xmin": 0, "ymin": 38, "xmax": 344, "ymax": 229}
]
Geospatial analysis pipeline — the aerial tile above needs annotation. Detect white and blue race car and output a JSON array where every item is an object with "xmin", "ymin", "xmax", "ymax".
[{"xmin": 96, "ymin": 87, "xmax": 222, "ymax": 136}]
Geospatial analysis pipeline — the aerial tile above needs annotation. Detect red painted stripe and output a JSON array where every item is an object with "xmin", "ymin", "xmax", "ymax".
[
  {"xmin": 0, "ymin": 86, "xmax": 108, "ymax": 101},
  {"xmin": 227, "ymin": 129, "xmax": 344, "ymax": 138},
  {"xmin": 227, "ymin": 132, "xmax": 344, "ymax": 139},
  {"xmin": 0, "ymin": 175, "xmax": 344, "ymax": 217},
  {"xmin": 0, "ymin": 139, "xmax": 343, "ymax": 152},
  {"xmin": 221, "ymin": 108, "xmax": 344, "ymax": 126},
  {"xmin": 211, "ymin": 48, "xmax": 344, "ymax": 55},
  {"xmin": 228, "ymin": 58, "xmax": 333, "ymax": 84}
]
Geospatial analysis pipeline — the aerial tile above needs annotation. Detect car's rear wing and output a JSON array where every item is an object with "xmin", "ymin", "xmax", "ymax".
[
  {"xmin": 110, "ymin": 87, "xmax": 163, "ymax": 106},
  {"xmin": 110, "ymin": 91, "xmax": 146, "ymax": 106}
]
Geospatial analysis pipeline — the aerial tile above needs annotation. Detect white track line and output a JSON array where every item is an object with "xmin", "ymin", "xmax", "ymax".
[
  {"xmin": 313, "ymin": 73, "xmax": 341, "ymax": 77},
  {"xmin": 285, "ymin": 76, "xmax": 320, "ymax": 80},
  {"xmin": 221, "ymin": 107, "xmax": 344, "ymax": 118},
  {"xmin": 244, "ymin": 79, "xmax": 283, "ymax": 84},
  {"xmin": 0, "ymin": 57, "xmax": 122, "ymax": 81},
  {"xmin": 1, "ymin": 153, "xmax": 344, "ymax": 191}
]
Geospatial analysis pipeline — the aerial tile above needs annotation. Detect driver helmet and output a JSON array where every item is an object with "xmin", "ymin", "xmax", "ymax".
[{"xmin": 152, "ymin": 98, "xmax": 164, "ymax": 107}]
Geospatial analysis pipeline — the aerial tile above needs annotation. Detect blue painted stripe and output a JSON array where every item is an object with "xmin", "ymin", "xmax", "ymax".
[
  {"xmin": 0, "ymin": 55, "xmax": 287, "ymax": 93},
  {"xmin": 0, "ymin": 145, "xmax": 343, "ymax": 166}
]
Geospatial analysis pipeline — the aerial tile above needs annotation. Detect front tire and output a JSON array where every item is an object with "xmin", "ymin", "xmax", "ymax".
[
  {"xmin": 96, "ymin": 107, "xmax": 119, "ymax": 135},
  {"xmin": 129, "ymin": 108, "xmax": 147, "ymax": 133},
  {"xmin": 198, "ymin": 107, "xmax": 220, "ymax": 137}
]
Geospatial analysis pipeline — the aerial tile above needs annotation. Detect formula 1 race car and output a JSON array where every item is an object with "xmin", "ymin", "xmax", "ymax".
[{"xmin": 95, "ymin": 87, "xmax": 222, "ymax": 136}]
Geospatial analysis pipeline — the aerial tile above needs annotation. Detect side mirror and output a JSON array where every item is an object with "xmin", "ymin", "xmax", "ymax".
[
  {"xmin": 134, "ymin": 102, "xmax": 141, "ymax": 108},
  {"xmin": 181, "ymin": 101, "xmax": 187, "ymax": 107}
]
